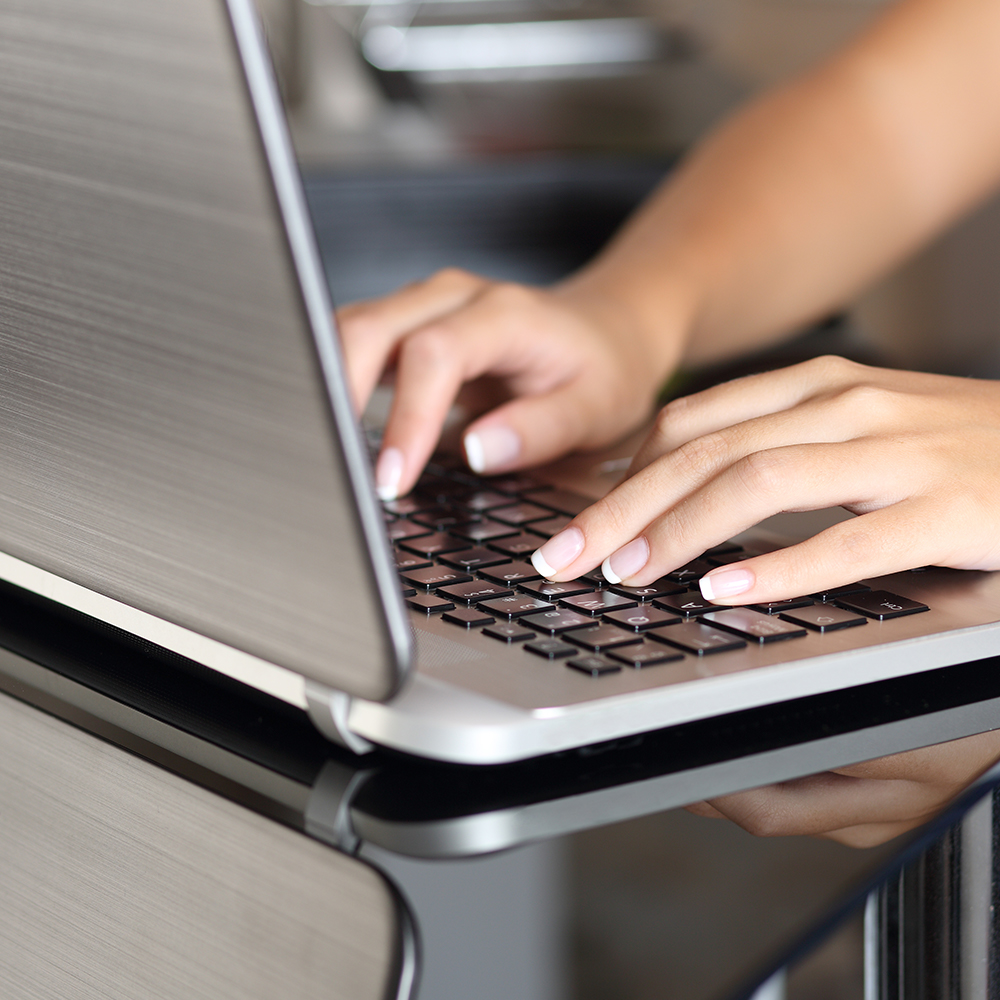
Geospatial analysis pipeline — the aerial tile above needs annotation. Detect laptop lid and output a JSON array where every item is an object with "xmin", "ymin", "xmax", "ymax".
[{"xmin": 0, "ymin": 0, "xmax": 412, "ymax": 704}]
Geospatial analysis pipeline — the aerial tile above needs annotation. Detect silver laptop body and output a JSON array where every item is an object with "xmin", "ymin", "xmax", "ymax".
[{"xmin": 2, "ymin": 0, "xmax": 1000, "ymax": 764}]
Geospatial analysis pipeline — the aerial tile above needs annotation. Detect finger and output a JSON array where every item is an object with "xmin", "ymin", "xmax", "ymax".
[
  {"xmin": 374, "ymin": 324, "xmax": 477, "ymax": 500},
  {"xmin": 535, "ymin": 435, "xmax": 913, "ymax": 584},
  {"xmin": 831, "ymin": 730, "xmax": 1000, "ymax": 784},
  {"xmin": 374, "ymin": 285, "xmax": 593, "ymax": 497},
  {"xmin": 703, "ymin": 772, "xmax": 942, "ymax": 838},
  {"xmin": 620, "ymin": 438, "xmax": 938, "ymax": 596},
  {"xmin": 628, "ymin": 355, "xmax": 874, "ymax": 475},
  {"xmin": 697, "ymin": 497, "xmax": 944, "ymax": 604},
  {"xmin": 535, "ymin": 388, "xmax": 913, "ymax": 583},
  {"xmin": 337, "ymin": 269, "xmax": 486, "ymax": 412},
  {"xmin": 683, "ymin": 801, "xmax": 727, "ymax": 819},
  {"xmin": 462, "ymin": 375, "xmax": 621, "ymax": 476}
]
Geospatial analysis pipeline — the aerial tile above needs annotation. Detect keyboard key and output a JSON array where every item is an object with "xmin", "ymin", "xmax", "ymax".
[
  {"xmin": 525, "ymin": 515, "xmax": 573, "ymax": 539},
  {"xmin": 607, "ymin": 642, "xmax": 685, "ymax": 669},
  {"xmin": 564, "ymin": 624, "xmax": 643, "ymax": 652},
  {"xmin": 486, "ymin": 474, "xmax": 545, "ymax": 494},
  {"xmin": 521, "ymin": 608, "xmax": 596, "ymax": 634},
  {"xmin": 603, "ymin": 606, "xmax": 683, "ymax": 631},
  {"xmin": 450, "ymin": 519, "xmax": 520, "ymax": 543},
  {"xmin": 666, "ymin": 559, "xmax": 714, "ymax": 584},
  {"xmin": 387, "ymin": 519, "xmax": 434, "ymax": 542},
  {"xmin": 607, "ymin": 579, "xmax": 687, "ymax": 601},
  {"xmin": 393, "ymin": 551, "xmax": 433, "ymax": 572},
  {"xmin": 582, "ymin": 568, "xmax": 609, "ymax": 587},
  {"xmin": 702, "ymin": 608, "xmax": 808, "ymax": 643},
  {"xmin": 416, "ymin": 474, "xmax": 469, "ymax": 500},
  {"xmin": 519, "ymin": 578, "xmax": 595, "ymax": 600},
  {"xmin": 480, "ymin": 561, "xmax": 542, "ymax": 585},
  {"xmin": 747, "ymin": 597, "xmax": 814, "ymax": 615},
  {"xmin": 530, "ymin": 488, "xmax": 593, "ymax": 516},
  {"xmin": 410, "ymin": 505, "xmax": 466, "ymax": 530},
  {"xmin": 458, "ymin": 490, "xmax": 512, "ymax": 512},
  {"xmin": 835, "ymin": 590, "xmax": 929, "ymax": 620},
  {"xmin": 778, "ymin": 605, "xmax": 867, "ymax": 632},
  {"xmin": 401, "ymin": 566, "xmax": 472, "ymax": 590},
  {"xmin": 399, "ymin": 533, "xmax": 470, "ymax": 557},
  {"xmin": 479, "ymin": 595, "xmax": 556, "ymax": 619},
  {"xmin": 438, "ymin": 548, "xmax": 512, "ymax": 570},
  {"xmin": 484, "ymin": 622, "xmax": 536, "ymax": 642},
  {"xmin": 489, "ymin": 502, "xmax": 555, "ymax": 525},
  {"xmin": 647, "ymin": 622, "xmax": 747, "ymax": 655},
  {"xmin": 525, "ymin": 639, "xmax": 578, "ymax": 659},
  {"xmin": 400, "ymin": 584, "xmax": 417, "ymax": 598},
  {"xmin": 406, "ymin": 593, "xmax": 456, "ymax": 614},
  {"xmin": 488, "ymin": 533, "xmax": 541, "ymax": 558},
  {"xmin": 652, "ymin": 593, "xmax": 723, "ymax": 617},
  {"xmin": 443, "ymin": 607, "xmax": 496, "ymax": 628},
  {"xmin": 438, "ymin": 580, "xmax": 514, "ymax": 604},
  {"xmin": 559, "ymin": 592, "xmax": 639, "ymax": 616},
  {"xmin": 383, "ymin": 495, "xmax": 435, "ymax": 517},
  {"xmin": 566, "ymin": 655, "xmax": 622, "ymax": 677},
  {"xmin": 809, "ymin": 583, "xmax": 871, "ymax": 602}
]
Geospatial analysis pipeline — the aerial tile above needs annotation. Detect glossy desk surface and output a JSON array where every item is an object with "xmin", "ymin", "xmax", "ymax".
[{"xmin": 1, "ymin": 577, "xmax": 1000, "ymax": 999}]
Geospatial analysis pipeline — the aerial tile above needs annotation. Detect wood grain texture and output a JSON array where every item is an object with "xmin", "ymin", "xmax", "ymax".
[
  {"xmin": 0, "ymin": 691, "xmax": 403, "ymax": 1000},
  {"xmin": 0, "ymin": 0, "xmax": 399, "ymax": 699}
]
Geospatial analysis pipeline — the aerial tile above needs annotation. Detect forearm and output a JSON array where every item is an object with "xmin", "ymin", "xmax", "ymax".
[{"xmin": 565, "ymin": 0, "xmax": 1000, "ymax": 370}]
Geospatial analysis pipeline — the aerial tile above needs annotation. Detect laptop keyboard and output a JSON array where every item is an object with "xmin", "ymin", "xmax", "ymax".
[{"xmin": 383, "ymin": 462, "xmax": 930, "ymax": 680}]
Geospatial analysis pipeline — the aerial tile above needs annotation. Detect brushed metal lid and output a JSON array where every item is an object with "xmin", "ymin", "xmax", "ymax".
[{"xmin": 0, "ymin": 0, "xmax": 411, "ymax": 703}]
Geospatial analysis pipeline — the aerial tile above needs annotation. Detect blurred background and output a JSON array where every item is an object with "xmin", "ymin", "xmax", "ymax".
[{"xmin": 257, "ymin": 0, "xmax": 1000, "ymax": 378}]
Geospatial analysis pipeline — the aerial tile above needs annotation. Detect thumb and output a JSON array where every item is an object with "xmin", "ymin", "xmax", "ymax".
[{"xmin": 462, "ymin": 382, "xmax": 607, "ymax": 474}]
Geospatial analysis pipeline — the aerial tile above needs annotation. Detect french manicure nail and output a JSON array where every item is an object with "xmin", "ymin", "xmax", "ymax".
[
  {"xmin": 531, "ymin": 526, "xmax": 585, "ymax": 579},
  {"xmin": 375, "ymin": 447, "xmax": 404, "ymax": 502},
  {"xmin": 700, "ymin": 567, "xmax": 755, "ymax": 601},
  {"xmin": 601, "ymin": 537, "xmax": 649, "ymax": 585},
  {"xmin": 464, "ymin": 426, "xmax": 521, "ymax": 474}
]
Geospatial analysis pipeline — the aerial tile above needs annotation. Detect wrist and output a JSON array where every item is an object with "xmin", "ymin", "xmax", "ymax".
[{"xmin": 553, "ymin": 267, "xmax": 698, "ymax": 395}]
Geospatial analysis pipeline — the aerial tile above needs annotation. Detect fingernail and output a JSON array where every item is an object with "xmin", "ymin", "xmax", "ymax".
[
  {"xmin": 531, "ymin": 526, "xmax": 584, "ymax": 579},
  {"xmin": 375, "ymin": 447, "xmax": 404, "ymax": 502},
  {"xmin": 700, "ymin": 567, "xmax": 755, "ymax": 601},
  {"xmin": 601, "ymin": 537, "xmax": 649, "ymax": 585},
  {"xmin": 464, "ymin": 426, "xmax": 521, "ymax": 474}
]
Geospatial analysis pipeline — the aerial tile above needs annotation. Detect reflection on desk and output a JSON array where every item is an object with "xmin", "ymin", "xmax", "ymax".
[{"xmin": 1, "ymin": 577, "xmax": 999, "ymax": 999}]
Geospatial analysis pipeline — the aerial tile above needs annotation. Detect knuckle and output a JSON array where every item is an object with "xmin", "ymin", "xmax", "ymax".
[
  {"xmin": 431, "ymin": 266, "xmax": 477, "ymax": 289},
  {"xmin": 399, "ymin": 327, "xmax": 456, "ymax": 368},
  {"xmin": 735, "ymin": 802, "xmax": 789, "ymax": 839},
  {"xmin": 734, "ymin": 449, "xmax": 788, "ymax": 499},
  {"xmin": 831, "ymin": 382, "xmax": 901, "ymax": 421},
  {"xmin": 654, "ymin": 395, "xmax": 695, "ymax": 441},
  {"xmin": 807, "ymin": 354, "xmax": 863, "ymax": 381},
  {"xmin": 672, "ymin": 431, "xmax": 732, "ymax": 476}
]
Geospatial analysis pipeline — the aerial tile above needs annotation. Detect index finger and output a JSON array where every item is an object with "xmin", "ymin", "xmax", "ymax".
[{"xmin": 337, "ymin": 268, "xmax": 486, "ymax": 412}]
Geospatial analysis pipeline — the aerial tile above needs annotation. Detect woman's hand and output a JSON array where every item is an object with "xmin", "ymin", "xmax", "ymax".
[
  {"xmin": 529, "ymin": 356, "xmax": 1000, "ymax": 603},
  {"xmin": 685, "ymin": 730, "xmax": 1000, "ymax": 847},
  {"xmin": 337, "ymin": 268, "xmax": 679, "ymax": 500}
]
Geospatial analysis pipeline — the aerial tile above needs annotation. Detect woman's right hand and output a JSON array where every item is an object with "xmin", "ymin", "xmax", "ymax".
[{"xmin": 337, "ymin": 268, "xmax": 679, "ymax": 500}]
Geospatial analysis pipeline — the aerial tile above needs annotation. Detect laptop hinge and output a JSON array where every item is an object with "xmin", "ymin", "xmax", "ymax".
[
  {"xmin": 304, "ymin": 759, "xmax": 375, "ymax": 854},
  {"xmin": 305, "ymin": 682, "xmax": 376, "ymax": 755}
]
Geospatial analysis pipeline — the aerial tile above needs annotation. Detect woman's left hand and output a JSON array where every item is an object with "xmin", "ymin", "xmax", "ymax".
[
  {"xmin": 685, "ymin": 730, "xmax": 1000, "ymax": 847},
  {"xmin": 529, "ymin": 355, "xmax": 1000, "ymax": 604}
]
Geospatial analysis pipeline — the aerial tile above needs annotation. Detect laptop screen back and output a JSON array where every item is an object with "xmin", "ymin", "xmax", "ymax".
[{"xmin": 0, "ymin": 0, "xmax": 409, "ymax": 702}]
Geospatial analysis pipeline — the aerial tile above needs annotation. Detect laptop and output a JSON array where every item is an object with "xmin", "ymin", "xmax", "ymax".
[{"xmin": 2, "ymin": 0, "xmax": 1000, "ymax": 765}]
